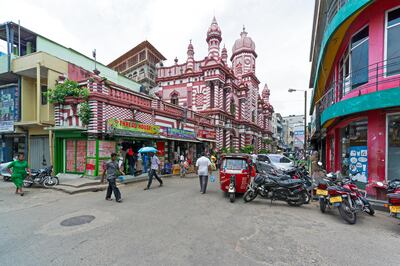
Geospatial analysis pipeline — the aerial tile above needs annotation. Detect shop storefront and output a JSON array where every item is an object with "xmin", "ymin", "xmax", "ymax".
[
  {"xmin": 196, "ymin": 129, "xmax": 217, "ymax": 156},
  {"xmin": 325, "ymin": 109, "xmax": 400, "ymax": 197}
]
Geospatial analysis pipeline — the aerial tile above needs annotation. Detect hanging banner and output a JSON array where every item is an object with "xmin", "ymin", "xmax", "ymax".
[
  {"xmin": 107, "ymin": 118, "xmax": 160, "ymax": 135},
  {"xmin": 197, "ymin": 129, "xmax": 216, "ymax": 139}
]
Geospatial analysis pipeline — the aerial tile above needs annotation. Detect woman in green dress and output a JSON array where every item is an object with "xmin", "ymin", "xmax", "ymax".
[{"xmin": 7, "ymin": 153, "xmax": 31, "ymax": 196}]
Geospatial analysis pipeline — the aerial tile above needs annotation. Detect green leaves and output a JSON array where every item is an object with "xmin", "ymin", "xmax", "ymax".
[
  {"xmin": 45, "ymin": 79, "xmax": 91, "ymax": 126},
  {"xmin": 78, "ymin": 102, "xmax": 91, "ymax": 126},
  {"xmin": 46, "ymin": 79, "xmax": 89, "ymax": 104}
]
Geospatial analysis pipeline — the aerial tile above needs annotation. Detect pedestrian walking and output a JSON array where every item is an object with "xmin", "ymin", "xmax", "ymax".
[
  {"xmin": 195, "ymin": 151, "xmax": 212, "ymax": 194},
  {"xmin": 126, "ymin": 147, "xmax": 136, "ymax": 175},
  {"xmin": 7, "ymin": 153, "xmax": 31, "ymax": 196},
  {"xmin": 144, "ymin": 152, "xmax": 163, "ymax": 190},
  {"xmin": 101, "ymin": 153, "xmax": 123, "ymax": 203}
]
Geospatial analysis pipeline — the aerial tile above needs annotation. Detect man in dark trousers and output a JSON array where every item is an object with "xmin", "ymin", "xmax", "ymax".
[
  {"xmin": 101, "ymin": 153, "xmax": 124, "ymax": 202},
  {"xmin": 144, "ymin": 152, "xmax": 163, "ymax": 190},
  {"xmin": 195, "ymin": 151, "xmax": 212, "ymax": 194}
]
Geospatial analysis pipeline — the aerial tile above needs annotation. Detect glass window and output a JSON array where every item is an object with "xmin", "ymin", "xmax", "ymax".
[
  {"xmin": 339, "ymin": 119, "xmax": 368, "ymax": 182},
  {"xmin": 223, "ymin": 158, "xmax": 248, "ymax": 170},
  {"xmin": 351, "ymin": 26, "xmax": 369, "ymax": 89},
  {"xmin": 41, "ymin": 85, "xmax": 48, "ymax": 105},
  {"xmin": 387, "ymin": 114, "xmax": 400, "ymax": 181},
  {"xmin": 257, "ymin": 155, "xmax": 270, "ymax": 162},
  {"xmin": 387, "ymin": 8, "xmax": 400, "ymax": 76}
]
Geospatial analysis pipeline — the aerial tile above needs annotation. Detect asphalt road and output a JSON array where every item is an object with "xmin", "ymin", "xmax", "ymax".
[{"xmin": 1, "ymin": 175, "xmax": 400, "ymax": 266}]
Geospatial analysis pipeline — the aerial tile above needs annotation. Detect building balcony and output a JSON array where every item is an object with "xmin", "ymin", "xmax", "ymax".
[{"xmin": 317, "ymin": 57, "xmax": 400, "ymax": 126}]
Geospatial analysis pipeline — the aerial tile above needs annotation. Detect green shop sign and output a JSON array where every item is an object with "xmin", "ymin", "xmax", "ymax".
[{"xmin": 107, "ymin": 119, "xmax": 160, "ymax": 135}]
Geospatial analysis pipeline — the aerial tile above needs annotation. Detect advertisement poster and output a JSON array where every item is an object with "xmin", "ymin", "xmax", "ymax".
[
  {"xmin": 349, "ymin": 146, "xmax": 368, "ymax": 183},
  {"xmin": 66, "ymin": 140, "xmax": 75, "ymax": 172},
  {"xmin": 294, "ymin": 130, "xmax": 304, "ymax": 147},
  {"xmin": 87, "ymin": 140, "xmax": 97, "ymax": 157},
  {"xmin": 156, "ymin": 142, "xmax": 165, "ymax": 156},
  {"xmin": 86, "ymin": 158, "xmax": 96, "ymax": 176},
  {"xmin": 99, "ymin": 141, "xmax": 116, "ymax": 158},
  {"xmin": 75, "ymin": 140, "xmax": 87, "ymax": 173},
  {"xmin": 0, "ymin": 85, "xmax": 18, "ymax": 122}
]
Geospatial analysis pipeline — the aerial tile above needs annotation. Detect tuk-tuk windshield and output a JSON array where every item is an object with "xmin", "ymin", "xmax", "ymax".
[{"xmin": 222, "ymin": 158, "xmax": 248, "ymax": 170}]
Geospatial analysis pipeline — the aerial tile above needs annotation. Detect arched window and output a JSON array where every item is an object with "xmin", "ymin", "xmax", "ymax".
[{"xmin": 170, "ymin": 91, "xmax": 179, "ymax": 105}]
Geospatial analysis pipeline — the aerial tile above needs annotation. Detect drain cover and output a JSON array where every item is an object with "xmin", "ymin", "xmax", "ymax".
[{"xmin": 60, "ymin": 215, "xmax": 95, "ymax": 226}]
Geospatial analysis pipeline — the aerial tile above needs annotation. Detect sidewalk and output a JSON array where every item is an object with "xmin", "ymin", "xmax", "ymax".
[{"xmin": 54, "ymin": 172, "xmax": 198, "ymax": 194}]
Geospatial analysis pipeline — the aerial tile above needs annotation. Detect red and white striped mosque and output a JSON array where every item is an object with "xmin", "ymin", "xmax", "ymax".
[{"xmin": 156, "ymin": 17, "xmax": 274, "ymax": 152}]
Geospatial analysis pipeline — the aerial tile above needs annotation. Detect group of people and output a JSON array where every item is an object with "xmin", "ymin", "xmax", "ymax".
[
  {"xmin": 101, "ymin": 150, "xmax": 214, "ymax": 202},
  {"xmin": 5, "ymin": 149, "xmax": 214, "ymax": 202}
]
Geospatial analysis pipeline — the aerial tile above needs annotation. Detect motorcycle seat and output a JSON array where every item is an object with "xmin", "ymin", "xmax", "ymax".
[{"xmin": 277, "ymin": 179, "xmax": 304, "ymax": 187}]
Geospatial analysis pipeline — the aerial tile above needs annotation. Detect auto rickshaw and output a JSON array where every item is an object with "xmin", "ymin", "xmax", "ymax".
[{"xmin": 220, "ymin": 153, "xmax": 256, "ymax": 202}]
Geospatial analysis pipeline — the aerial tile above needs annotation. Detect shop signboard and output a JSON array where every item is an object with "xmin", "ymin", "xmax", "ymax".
[
  {"xmin": 294, "ymin": 130, "xmax": 304, "ymax": 148},
  {"xmin": 107, "ymin": 118, "xmax": 160, "ymax": 135},
  {"xmin": 197, "ymin": 129, "xmax": 216, "ymax": 139},
  {"xmin": 0, "ymin": 121, "xmax": 14, "ymax": 132},
  {"xmin": 349, "ymin": 146, "xmax": 368, "ymax": 183},
  {"xmin": 166, "ymin": 128, "xmax": 196, "ymax": 140}
]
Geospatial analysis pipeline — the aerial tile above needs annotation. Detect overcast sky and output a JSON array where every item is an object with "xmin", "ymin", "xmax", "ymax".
[{"xmin": 0, "ymin": 0, "xmax": 314, "ymax": 117}]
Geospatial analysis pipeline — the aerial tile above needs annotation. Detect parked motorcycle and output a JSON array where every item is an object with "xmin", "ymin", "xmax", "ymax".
[
  {"xmin": 316, "ymin": 174, "xmax": 374, "ymax": 224},
  {"xmin": 386, "ymin": 179, "xmax": 400, "ymax": 220},
  {"xmin": 243, "ymin": 171, "xmax": 309, "ymax": 206},
  {"xmin": 283, "ymin": 166, "xmax": 314, "ymax": 204},
  {"xmin": 23, "ymin": 166, "xmax": 59, "ymax": 188}
]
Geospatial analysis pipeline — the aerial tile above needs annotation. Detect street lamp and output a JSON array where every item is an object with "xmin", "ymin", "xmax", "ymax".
[{"xmin": 288, "ymin": 88, "xmax": 307, "ymax": 159}]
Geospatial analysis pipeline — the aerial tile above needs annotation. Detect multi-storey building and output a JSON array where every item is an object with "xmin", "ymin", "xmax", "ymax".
[
  {"xmin": 309, "ymin": 0, "xmax": 400, "ymax": 198},
  {"xmin": 156, "ymin": 17, "xmax": 274, "ymax": 152},
  {"xmin": 108, "ymin": 41, "xmax": 166, "ymax": 94},
  {"xmin": 282, "ymin": 115, "xmax": 305, "ymax": 150}
]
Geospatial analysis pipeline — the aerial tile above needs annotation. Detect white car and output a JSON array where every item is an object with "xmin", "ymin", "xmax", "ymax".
[{"xmin": 262, "ymin": 154, "xmax": 294, "ymax": 171}]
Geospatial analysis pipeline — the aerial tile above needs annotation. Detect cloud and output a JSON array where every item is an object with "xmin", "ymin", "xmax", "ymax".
[{"xmin": 0, "ymin": 0, "xmax": 314, "ymax": 116}]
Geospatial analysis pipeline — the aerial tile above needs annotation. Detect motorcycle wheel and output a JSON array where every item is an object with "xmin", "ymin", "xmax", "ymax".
[
  {"xmin": 319, "ymin": 198, "xmax": 327, "ymax": 213},
  {"xmin": 287, "ymin": 191, "xmax": 306, "ymax": 207},
  {"xmin": 43, "ymin": 176, "xmax": 59, "ymax": 188},
  {"xmin": 365, "ymin": 206, "xmax": 375, "ymax": 216},
  {"xmin": 243, "ymin": 189, "xmax": 258, "ymax": 202},
  {"xmin": 229, "ymin": 192, "xmax": 235, "ymax": 203},
  {"xmin": 3, "ymin": 175, "xmax": 11, "ymax": 182},
  {"xmin": 339, "ymin": 199, "xmax": 357, "ymax": 224},
  {"xmin": 23, "ymin": 179, "xmax": 33, "ymax": 188},
  {"xmin": 303, "ymin": 190, "xmax": 311, "ymax": 204}
]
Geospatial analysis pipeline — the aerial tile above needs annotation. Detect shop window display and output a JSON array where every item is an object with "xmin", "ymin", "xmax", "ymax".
[{"xmin": 340, "ymin": 119, "xmax": 368, "ymax": 182}]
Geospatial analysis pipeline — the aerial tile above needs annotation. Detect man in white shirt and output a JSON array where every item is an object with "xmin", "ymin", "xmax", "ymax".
[
  {"xmin": 195, "ymin": 151, "xmax": 212, "ymax": 194},
  {"xmin": 144, "ymin": 152, "xmax": 163, "ymax": 190}
]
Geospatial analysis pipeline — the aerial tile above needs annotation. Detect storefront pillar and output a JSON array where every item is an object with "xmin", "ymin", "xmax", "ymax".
[{"xmin": 366, "ymin": 110, "xmax": 386, "ymax": 198}]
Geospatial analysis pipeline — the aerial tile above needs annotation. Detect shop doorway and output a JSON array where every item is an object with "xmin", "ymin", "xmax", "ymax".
[
  {"xmin": 30, "ymin": 136, "xmax": 50, "ymax": 170},
  {"xmin": 387, "ymin": 114, "xmax": 400, "ymax": 181}
]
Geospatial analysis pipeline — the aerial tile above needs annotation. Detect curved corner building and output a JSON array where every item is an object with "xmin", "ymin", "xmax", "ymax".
[{"xmin": 309, "ymin": 0, "xmax": 400, "ymax": 199}]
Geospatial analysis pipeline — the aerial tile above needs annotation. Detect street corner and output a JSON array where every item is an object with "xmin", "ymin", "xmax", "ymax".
[{"xmin": 35, "ymin": 209, "xmax": 116, "ymax": 237}]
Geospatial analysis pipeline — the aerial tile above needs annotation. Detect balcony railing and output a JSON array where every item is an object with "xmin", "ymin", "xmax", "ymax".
[
  {"xmin": 324, "ymin": 0, "xmax": 349, "ymax": 33},
  {"xmin": 316, "ymin": 56, "xmax": 400, "ymax": 112}
]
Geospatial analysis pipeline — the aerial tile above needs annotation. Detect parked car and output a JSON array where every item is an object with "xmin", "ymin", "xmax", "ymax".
[{"xmin": 256, "ymin": 154, "xmax": 294, "ymax": 171}]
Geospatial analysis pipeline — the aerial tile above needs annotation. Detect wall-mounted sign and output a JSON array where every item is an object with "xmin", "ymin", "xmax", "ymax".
[
  {"xmin": 197, "ymin": 129, "xmax": 216, "ymax": 139},
  {"xmin": 107, "ymin": 119, "xmax": 160, "ymax": 135},
  {"xmin": 159, "ymin": 126, "xmax": 196, "ymax": 140},
  {"xmin": 0, "ymin": 84, "xmax": 19, "ymax": 122},
  {"xmin": 0, "ymin": 121, "xmax": 14, "ymax": 132}
]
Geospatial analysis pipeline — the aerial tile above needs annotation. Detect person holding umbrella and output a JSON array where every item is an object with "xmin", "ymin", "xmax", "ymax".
[{"xmin": 144, "ymin": 151, "xmax": 163, "ymax": 190}]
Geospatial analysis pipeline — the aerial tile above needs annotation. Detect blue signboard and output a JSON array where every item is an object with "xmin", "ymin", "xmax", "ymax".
[
  {"xmin": 0, "ymin": 84, "xmax": 19, "ymax": 122},
  {"xmin": 349, "ymin": 146, "xmax": 368, "ymax": 183}
]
